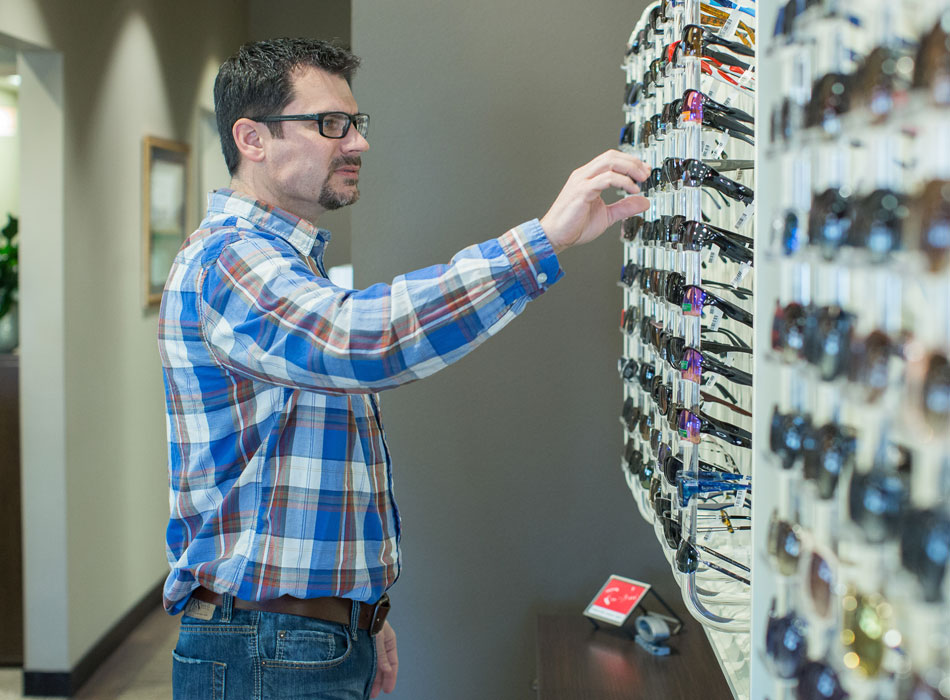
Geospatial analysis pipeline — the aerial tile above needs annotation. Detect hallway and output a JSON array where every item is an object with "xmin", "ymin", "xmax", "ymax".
[{"xmin": 0, "ymin": 608, "xmax": 177, "ymax": 700}]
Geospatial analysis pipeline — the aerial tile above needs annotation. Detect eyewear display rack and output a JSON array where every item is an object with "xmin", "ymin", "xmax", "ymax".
[
  {"xmin": 619, "ymin": 1, "xmax": 950, "ymax": 699},
  {"xmin": 620, "ymin": 0, "xmax": 757, "ymax": 697}
]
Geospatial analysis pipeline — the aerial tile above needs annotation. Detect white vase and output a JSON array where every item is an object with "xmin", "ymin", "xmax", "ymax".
[{"xmin": 0, "ymin": 304, "xmax": 18, "ymax": 353}]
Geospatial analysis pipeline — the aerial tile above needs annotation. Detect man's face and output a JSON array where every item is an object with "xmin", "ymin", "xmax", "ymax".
[{"xmin": 258, "ymin": 66, "xmax": 369, "ymax": 221}]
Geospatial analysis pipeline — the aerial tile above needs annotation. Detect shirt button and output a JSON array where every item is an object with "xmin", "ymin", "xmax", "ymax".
[{"xmin": 537, "ymin": 273, "xmax": 548, "ymax": 284}]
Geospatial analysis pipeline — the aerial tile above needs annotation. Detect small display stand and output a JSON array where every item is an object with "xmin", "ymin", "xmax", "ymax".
[{"xmin": 583, "ymin": 575, "xmax": 684, "ymax": 655}]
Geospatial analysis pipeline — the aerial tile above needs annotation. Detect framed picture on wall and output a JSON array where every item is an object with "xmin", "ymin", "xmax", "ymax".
[{"xmin": 143, "ymin": 136, "xmax": 191, "ymax": 307}]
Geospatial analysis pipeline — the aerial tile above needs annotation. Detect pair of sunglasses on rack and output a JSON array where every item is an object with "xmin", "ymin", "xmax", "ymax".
[
  {"xmin": 621, "ymin": 216, "xmax": 754, "ymax": 264},
  {"xmin": 655, "ymin": 440, "xmax": 740, "ymax": 486},
  {"xmin": 660, "ymin": 95, "xmax": 755, "ymax": 144},
  {"xmin": 770, "ymin": 302, "xmax": 856, "ymax": 381},
  {"xmin": 641, "ymin": 159, "xmax": 754, "ymax": 206},
  {"xmin": 806, "ymin": 182, "xmax": 950, "ymax": 272},
  {"xmin": 636, "ymin": 266, "xmax": 752, "ymax": 303},
  {"xmin": 848, "ymin": 442, "xmax": 912, "ymax": 545},
  {"xmin": 765, "ymin": 602, "xmax": 849, "ymax": 699},
  {"xmin": 623, "ymin": 438, "xmax": 655, "ymax": 490},
  {"xmin": 769, "ymin": 408, "xmax": 855, "ymax": 497}
]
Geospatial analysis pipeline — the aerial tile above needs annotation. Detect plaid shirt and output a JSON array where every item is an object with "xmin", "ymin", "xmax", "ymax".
[{"xmin": 159, "ymin": 189, "xmax": 562, "ymax": 613}]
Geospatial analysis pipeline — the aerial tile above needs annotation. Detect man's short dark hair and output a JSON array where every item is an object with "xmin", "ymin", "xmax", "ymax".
[{"xmin": 214, "ymin": 37, "xmax": 361, "ymax": 176}]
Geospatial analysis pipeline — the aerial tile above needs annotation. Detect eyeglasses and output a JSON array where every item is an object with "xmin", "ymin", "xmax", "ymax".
[
  {"xmin": 899, "ymin": 506, "xmax": 950, "ymax": 604},
  {"xmin": 657, "ymin": 441, "xmax": 740, "ymax": 485},
  {"xmin": 251, "ymin": 111, "xmax": 371, "ymax": 139}
]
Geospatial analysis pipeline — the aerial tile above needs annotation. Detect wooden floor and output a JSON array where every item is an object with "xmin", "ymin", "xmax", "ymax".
[{"xmin": 0, "ymin": 607, "xmax": 178, "ymax": 700}]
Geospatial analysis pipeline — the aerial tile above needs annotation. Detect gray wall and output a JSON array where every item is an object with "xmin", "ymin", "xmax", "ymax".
[{"xmin": 350, "ymin": 2, "xmax": 673, "ymax": 699}]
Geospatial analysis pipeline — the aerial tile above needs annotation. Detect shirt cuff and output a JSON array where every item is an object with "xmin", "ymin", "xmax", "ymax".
[{"xmin": 498, "ymin": 219, "xmax": 564, "ymax": 300}]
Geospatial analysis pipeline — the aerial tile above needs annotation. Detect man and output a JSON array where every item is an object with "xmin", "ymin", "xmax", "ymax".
[{"xmin": 159, "ymin": 37, "xmax": 649, "ymax": 700}]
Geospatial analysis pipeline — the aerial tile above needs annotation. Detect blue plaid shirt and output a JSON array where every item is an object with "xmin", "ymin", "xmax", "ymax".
[{"xmin": 159, "ymin": 189, "xmax": 562, "ymax": 613}]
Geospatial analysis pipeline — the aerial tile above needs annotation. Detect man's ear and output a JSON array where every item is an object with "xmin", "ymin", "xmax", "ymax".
[{"xmin": 232, "ymin": 118, "xmax": 267, "ymax": 164}]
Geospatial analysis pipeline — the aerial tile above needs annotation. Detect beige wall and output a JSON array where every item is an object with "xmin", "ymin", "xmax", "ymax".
[
  {"xmin": 1, "ymin": 0, "xmax": 247, "ymax": 671},
  {"xmin": 0, "ymin": 86, "xmax": 18, "ymax": 221}
]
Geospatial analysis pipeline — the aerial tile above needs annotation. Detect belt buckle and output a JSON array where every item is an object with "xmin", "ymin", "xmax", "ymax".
[{"xmin": 367, "ymin": 593, "xmax": 390, "ymax": 636}]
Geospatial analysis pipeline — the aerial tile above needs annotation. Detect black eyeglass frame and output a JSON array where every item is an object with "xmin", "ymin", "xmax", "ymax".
[{"xmin": 251, "ymin": 111, "xmax": 371, "ymax": 139}]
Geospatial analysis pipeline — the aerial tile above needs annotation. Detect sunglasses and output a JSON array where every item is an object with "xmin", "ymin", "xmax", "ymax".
[
  {"xmin": 808, "ymin": 187, "xmax": 854, "ymax": 260},
  {"xmin": 802, "ymin": 420, "xmax": 856, "ymax": 500},
  {"xmin": 680, "ymin": 219, "xmax": 754, "ymax": 264},
  {"xmin": 913, "ymin": 13, "xmax": 950, "ymax": 106},
  {"xmin": 666, "ymin": 96, "xmax": 755, "ymax": 145},
  {"xmin": 674, "ymin": 539, "xmax": 750, "ymax": 585},
  {"xmin": 681, "ymin": 285, "xmax": 754, "ymax": 328},
  {"xmin": 676, "ymin": 406, "xmax": 752, "ymax": 448},
  {"xmin": 681, "ymin": 88, "xmax": 754, "ymax": 125},
  {"xmin": 621, "ymin": 216, "xmax": 645, "ymax": 242},
  {"xmin": 841, "ymin": 585, "xmax": 901, "ymax": 678},
  {"xmin": 765, "ymin": 601, "xmax": 809, "ymax": 679},
  {"xmin": 771, "ymin": 302, "xmax": 856, "ymax": 381},
  {"xmin": 899, "ymin": 506, "xmax": 950, "ymax": 604},
  {"xmin": 904, "ymin": 346, "xmax": 950, "ymax": 436},
  {"xmin": 795, "ymin": 660, "xmax": 849, "ymax": 700},
  {"xmin": 850, "ymin": 45, "xmax": 915, "ymax": 121},
  {"xmin": 906, "ymin": 179, "xmax": 950, "ymax": 274},
  {"xmin": 804, "ymin": 72, "xmax": 852, "ymax": 133},
  {"xmin": 848, "ymin": 451, "xmax": 910, "ymax": 544},
  {"xmin": 660, "ymin": 158, "xmax": 755, "ymax": 204},
  {"xmin": 681, "ymin": 23, "xmax": 756, "ymax": 60}
]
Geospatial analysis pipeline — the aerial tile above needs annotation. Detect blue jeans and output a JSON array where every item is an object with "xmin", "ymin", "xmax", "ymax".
[{"xmin": 172, "ymin": 593, "xmax": 377, "ymax": 699}]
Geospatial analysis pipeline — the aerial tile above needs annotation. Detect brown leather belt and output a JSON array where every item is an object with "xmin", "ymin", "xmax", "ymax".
[{"xmin": 190, "ymin": 586, "xmax": 390, "ymax": 636}]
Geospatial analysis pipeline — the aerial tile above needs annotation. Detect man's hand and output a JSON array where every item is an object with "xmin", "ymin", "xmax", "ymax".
[
  {"xmin": 539, "ymin": 150, "xmax": 651, "ymax": 254},
  {"xmin": 371, "ymin": 621, "xmax": 398, "ymax": 697}
]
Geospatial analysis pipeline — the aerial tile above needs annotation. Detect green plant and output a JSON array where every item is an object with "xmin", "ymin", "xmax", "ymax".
[{"xmin": 0, "ymin": 214, "xmax": 18, "ymax": 319}]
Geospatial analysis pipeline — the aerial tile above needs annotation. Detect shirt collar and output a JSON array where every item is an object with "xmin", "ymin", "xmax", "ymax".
[{"xmin": 205, "ymin": 188, "xmax": 331, "ymax": 257}]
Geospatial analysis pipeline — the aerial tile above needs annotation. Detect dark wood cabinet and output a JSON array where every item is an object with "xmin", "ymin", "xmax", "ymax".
[{"xmin": 0, "ymin": 354, "xmax": 22, "ymax": 665}]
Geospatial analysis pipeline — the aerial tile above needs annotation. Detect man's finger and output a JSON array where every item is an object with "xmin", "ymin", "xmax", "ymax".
[
  {"xmin": 606, "ymin": 195, "xmax": 650, "ymax": 226},
  {"xmin": 588, "ymin": 171, "xmax": 641, "ymax": 196},
  {"xmin": 576, "ymin": 150, "xmax": 650, "ymax": 183}
]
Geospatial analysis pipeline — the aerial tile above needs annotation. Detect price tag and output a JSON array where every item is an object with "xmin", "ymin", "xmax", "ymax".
[
  {"xmin": 711, "ymin": 131, "xmax": 729, "ymax": 159},
  {"xmin": 709, "ymin": 307, "xmax": 724, "ymax": 332},
  {"xmin": 719, "ymin": 7, "xmax": 742, "ymax": 41},
  {"xmin": 730, "ymin": 262, "xmax": 751, "ymax": 288},
  {"xmin": 735, "ymin": 485, "xmax": 747, "ymax": 510},
  {"xmin": 734, "ymin": 200, "xmax": 755, "ymax": 230},
  {"xmin": 706, "ymin": 245, "xmax": 719, "ymax": 265}
]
